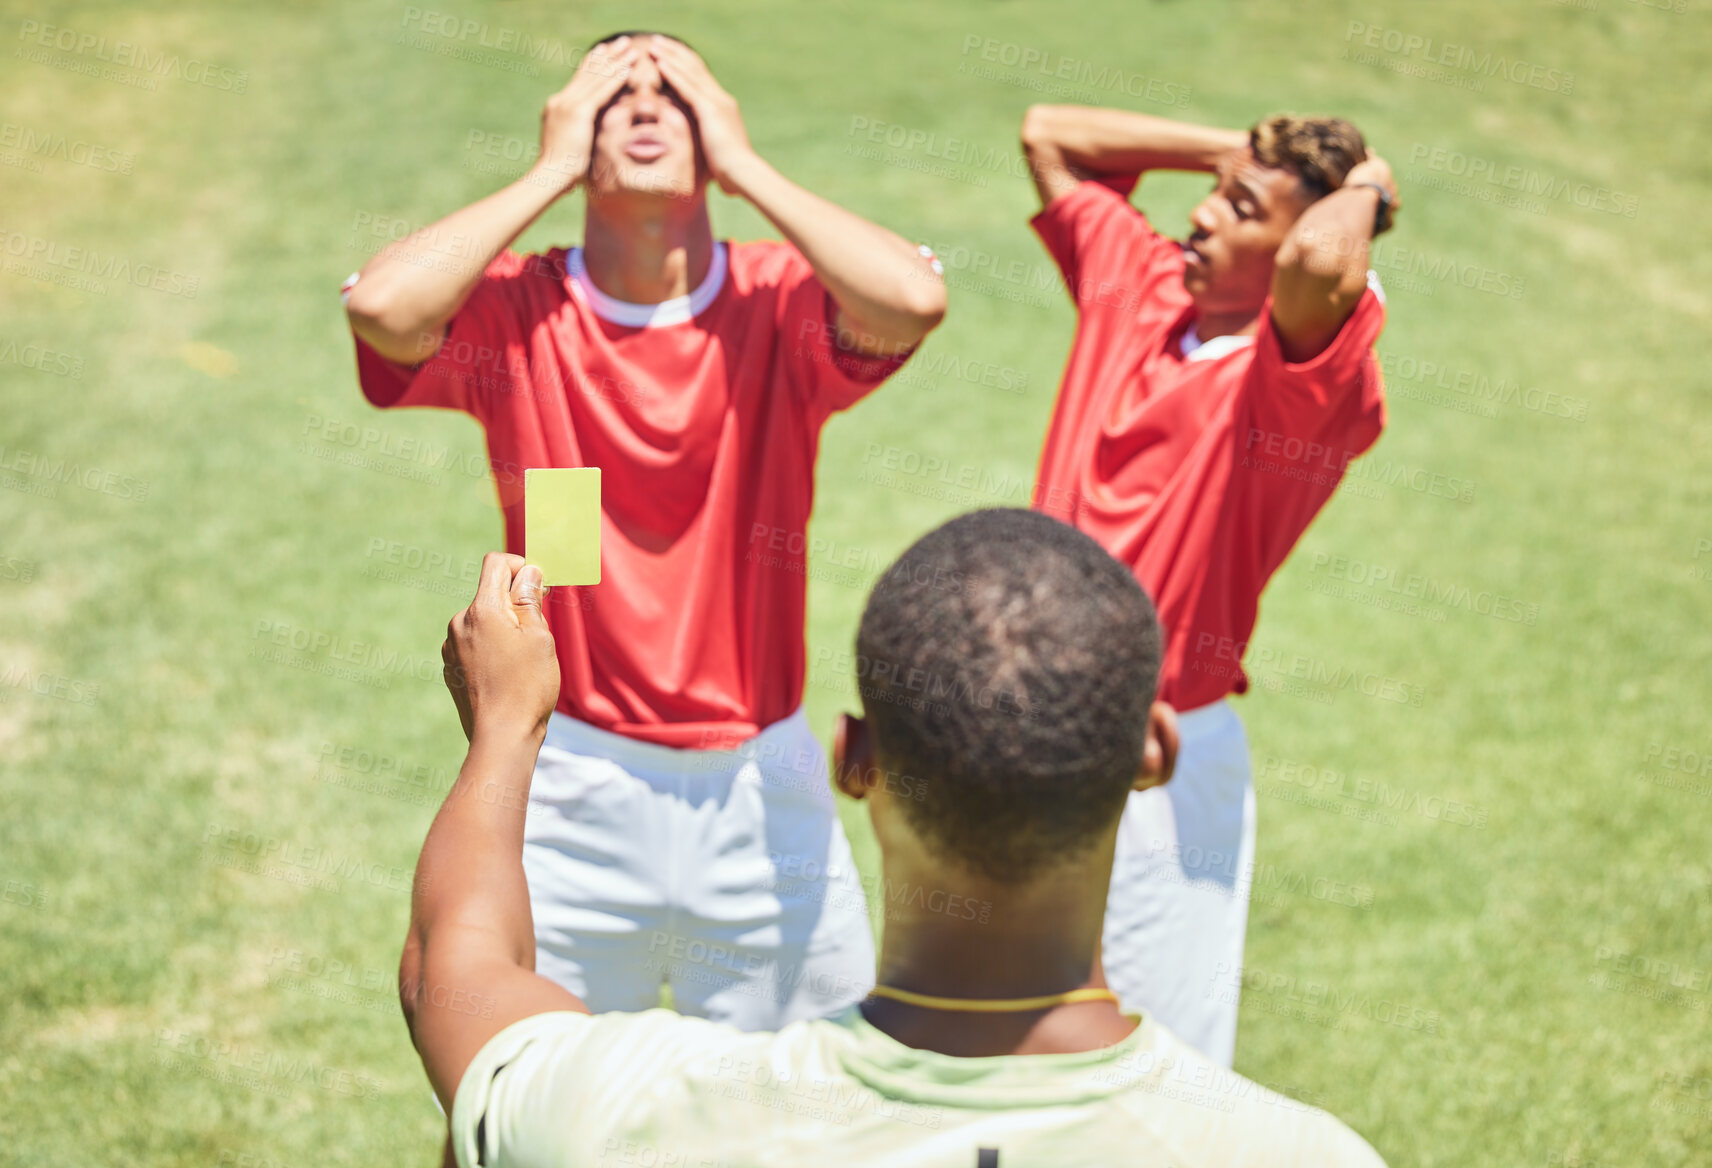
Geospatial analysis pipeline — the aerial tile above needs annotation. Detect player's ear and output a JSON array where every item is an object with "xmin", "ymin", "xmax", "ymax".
[
  {"xmin": 832, "ymin": 713, "xmax": 875, "ymax": 800},
  {"xmin": 1135, "ymin": 701, "xmax": 1180, "ymax": 792}
]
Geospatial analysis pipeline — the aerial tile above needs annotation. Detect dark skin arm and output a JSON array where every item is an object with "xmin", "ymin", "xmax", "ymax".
[
  {"xmin": 1019, "ymin": 104, "xmax": 1247, "ymax": 207},
  {"xmin": 1019, "ymin": 104, "xmax": 1400, "ymax": 361},
  {"xmin": 1270, "ymin": 152, "xmax": 1398, "ymax": 362},
  {"xmin": 399, "ymin": 553, "xmax": 588, "ymax": 1115}
]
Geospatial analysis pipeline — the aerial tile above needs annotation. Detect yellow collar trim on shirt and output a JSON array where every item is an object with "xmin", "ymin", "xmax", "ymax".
[{"xmin": 866, "ymin": 985, "xmax": 1120, "ymax": 1013}]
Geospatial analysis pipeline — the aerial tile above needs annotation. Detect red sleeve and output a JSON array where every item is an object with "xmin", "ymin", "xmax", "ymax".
[
  {"xmin": 348, "ymin": 250, "xmax": 554, "ymax": 422},
  {"xmin": 1245, "ymin": 272, "xmax": 1388, "ymax": 449},
  {"xmin": 1029, "ymin": 179, "xmax": 1179, "ymax": 315},
  {"xmin": 776, "ymin": 254, "xmax": 912, "ymax": 416}
]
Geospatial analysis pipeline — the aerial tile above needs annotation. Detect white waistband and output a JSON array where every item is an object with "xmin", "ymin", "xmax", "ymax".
[
  {"xmin": 543, "ymin": 706, "xmax": 817, "ymax": 776},
  {"xmin": 1172, "ymin": 698, "xmax": 1241, "ymax": 744}
]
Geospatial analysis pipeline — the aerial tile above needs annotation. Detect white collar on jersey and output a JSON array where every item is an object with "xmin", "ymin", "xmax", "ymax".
[
  {"xmin": 565, "ymin": 242, "xmax": 728, "ymax": 328},
  {"xmin": 1180, "ymin": 324, "xmax": 1254, "ymax": 363},
  {"xmin": 1180, "ymin": 269, "xmax": 1385, "ymax": 361}
]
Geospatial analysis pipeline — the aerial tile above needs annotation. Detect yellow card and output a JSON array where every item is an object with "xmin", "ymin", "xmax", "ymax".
[{"xmin": 525, "ymin": 468, "xmax": 601, "ymax": 585}]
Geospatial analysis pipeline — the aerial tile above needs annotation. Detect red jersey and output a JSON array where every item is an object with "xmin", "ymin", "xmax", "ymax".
[
  {"xmin": 351, "ymin": 240, "xmax": 907, "ymax": 748},
  {"xmin": 1030, "ymin": 180, "xmax": 1387, "ymax": 712}
]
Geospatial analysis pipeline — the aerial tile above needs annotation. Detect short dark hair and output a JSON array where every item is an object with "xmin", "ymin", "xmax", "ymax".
[
  {"xmin": 1249, "ymin": 114, "xmax": 1368, "ymax": 200},
  {"xmin": 586, "ymin": 29, "xmax": 695, "ymax": 54},
  {"xmin": 855, "ymin": 509, "xmax": 1163, "ymax": 884}
]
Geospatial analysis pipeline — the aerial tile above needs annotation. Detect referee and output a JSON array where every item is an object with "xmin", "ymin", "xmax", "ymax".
[{"xmin": 401, "ymin": 511, "xmax": 1385, "ymax": 1167}]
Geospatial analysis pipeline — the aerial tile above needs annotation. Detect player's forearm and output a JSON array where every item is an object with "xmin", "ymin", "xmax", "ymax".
[
  {"xmin": 406, "ymin": 726, "xmax": 543, "ymax": 978},
  {"xmin": 1020, "ymin": 106, "xmax": 1245, "ymax": 177},
  {"xmin": 1270, "ymin": 185, "xmax": 1381, "ymax": 361},
  {"xmin": 345, "ymin": 172, "xmax": 564, "ymax": 365},
  {"xmin": 1277, "ymin": 185, "xmax": 1378, "ymax": 295},
  {"xmin": 726, "ymin": 154, "xmax": 946, "ymax": 355}
]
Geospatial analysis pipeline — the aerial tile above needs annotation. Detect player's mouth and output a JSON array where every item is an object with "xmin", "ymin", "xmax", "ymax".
[
  {"xmin": 1181, "ymin": 235, "xmax": 1210, "ymax": 270},
  {"xmin": 624, "ymin": 134, "xmax": 669, "ymax": 162}
]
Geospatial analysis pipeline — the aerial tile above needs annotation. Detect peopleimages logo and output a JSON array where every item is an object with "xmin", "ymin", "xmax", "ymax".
[
  {"xmin": 16, "ymin": 20, "xmax": 249, "ymax": 92},
  {"xmin": 251, "ymin": 618, "xmax": 443, "ymax": 685},
  {"xmin": 0, "ymin": 445, "xmax": 151, "ymax": 500},
  {"xmin": 1240, "ymin": 428, "xmax": 1476, "ymax": 505},
  {"xmin": 1368, "ymin": 239, "xmax": 1525, "ymax": 301},
  {"xmin": 0, "ymin": 229, "xmax": 200, "ymax": 298},
  {"xmin": 1307, "ymin": 553, "xmax": 1540, "ymax": 626},
  {"xmin": 0, "ymin": 337, "xmax": 84, "ymax": 379},
  {"xmin": 1342, "ymin": 22, "xmax": 1575, "ymax": 94},
  {"xmin": 398, "ymin": 6, "xmax": 584, "ymax": 67},
  {"xmin": 0, "ymin": 665, "xmax": 100, "ymax": 707},
  {"xmin": 1407, "ymin": 145, "xmax": 1637, "ymax": 218},
  {"xmin": 1191, "ymin": 632, "xmax": 1427, "ymax": 707},
  {"xmin": 956, "ymin": 35, "xmax": 1193, "ymax": 107},
  {"xmin": 1256, "ymin": 753, "xmax": 1489, "ymax": 829},
  {"xmin": 0, "ymin": 121, "xmax": 134, "ymax": 173},
  {"xmin": 1379, "ymin": 352, "xmax": 1589, "ymax": 421}
]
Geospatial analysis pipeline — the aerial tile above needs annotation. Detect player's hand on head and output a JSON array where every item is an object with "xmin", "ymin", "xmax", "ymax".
[
  {"xmin": 535, "ymin": 36, "xmax": 640, "ymax": 194},
  {"xmin": 1345, "ymin": 150, "xmax": 1400, "ymax": 226},
  {"xmin": 1345, "ymin": 150, "xmax": 1394, "ymax": 194},
  {"xmin": 441, "ymin": 553, "xmax": 560, "ymax": 743},
  {"xmin": 646, "ymin": 38, "xmax": 756, "ymax": 195}
]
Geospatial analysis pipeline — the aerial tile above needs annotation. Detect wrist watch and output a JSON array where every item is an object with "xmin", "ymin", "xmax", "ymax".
[{"xmin": 1351, "ymin": 181, "xmax": 1395, "ymax": 235}]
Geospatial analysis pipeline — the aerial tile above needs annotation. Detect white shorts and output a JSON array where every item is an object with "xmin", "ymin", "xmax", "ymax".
[
  {"xmin": 521, "ymin": 707, "xmax": 876, "ymax": 1031},
  {"xmin": 1103, "ymin": 699, "xmax": 1256, "ymax": 1067}
]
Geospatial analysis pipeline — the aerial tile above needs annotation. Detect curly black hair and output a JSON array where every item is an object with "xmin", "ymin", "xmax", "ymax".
[{"xmin": 856, "ymin": 509, "xmax": 1162, "ymax": 884}]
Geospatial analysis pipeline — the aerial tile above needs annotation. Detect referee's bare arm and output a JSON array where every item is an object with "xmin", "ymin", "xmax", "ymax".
[
  {"xmin": 344, "ymin": 38, "xmax": 640, "ymax": 366},
  {"xmin": 400, "ymin": 554, "xmax": 588, "ymax": 1112},
  {"xmin": 1019, "ymin": 105, "xmax": 1247, "ymax": 207}
]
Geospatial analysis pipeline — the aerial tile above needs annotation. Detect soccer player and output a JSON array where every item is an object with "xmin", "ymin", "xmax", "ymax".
[
  {"xmin": 1017, "ymin": 105, "xmax": 1401, "ymax": 1065},
  {"xmin": 343, "ymin": 33, "xmax": 946, "ymax": 1029},
  {"xmin": 403, "ymin": 512, "xmax": 1386, "ymax": 1166}
]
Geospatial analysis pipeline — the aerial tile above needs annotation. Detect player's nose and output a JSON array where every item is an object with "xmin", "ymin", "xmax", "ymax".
[
  {"xmin": 626, "ymin": 55, "xmax": 664, "ymax": 112},
  {"xmin": 1188, "ymin": 198, "xmax": 1219, "ymax": 237},
  {"xmin": 630, "ymin": 78, "xmax": 662, "ymax": 114}
]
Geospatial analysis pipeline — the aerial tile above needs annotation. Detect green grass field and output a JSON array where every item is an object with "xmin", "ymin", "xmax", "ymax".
[{"xmin": 2, "ymin": 1, "xmax": 1709, "ymax": 1164}]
